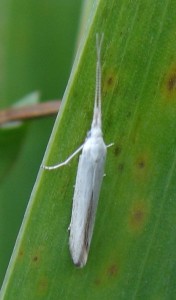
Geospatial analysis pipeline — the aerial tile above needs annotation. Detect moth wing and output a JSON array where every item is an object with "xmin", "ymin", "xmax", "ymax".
[
  {"xmin": 86, "ymin": 151, "xmax": 106, "ymax": 249},
  {"xmin": 69, "ymin": 143, "xmax": 106, "ymax": 267},
  {"xmin": 69, "ymin": 151, "xmax": 94, "ymax": 266}
]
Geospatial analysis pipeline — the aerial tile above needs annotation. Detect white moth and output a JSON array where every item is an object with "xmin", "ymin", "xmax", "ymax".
[{"xmin": 43, "ymin": 34, "xmax": 112, "ymax": 267}]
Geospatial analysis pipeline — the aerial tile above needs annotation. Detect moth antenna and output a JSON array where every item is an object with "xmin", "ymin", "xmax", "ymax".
[{"xmin": 92, "ymin": 33, "xmax": 104, "ymax": 128}]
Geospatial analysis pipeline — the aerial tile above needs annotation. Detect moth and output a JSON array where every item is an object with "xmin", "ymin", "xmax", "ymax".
[{"xmin": 42, "ymin": 33, "xmax": 112, "ymax": 267}]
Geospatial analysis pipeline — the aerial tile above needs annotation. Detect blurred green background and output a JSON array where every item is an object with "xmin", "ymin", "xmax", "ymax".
[{"xmin": 0, "ymin": 0, "xmax": 83, "ymax": 286}]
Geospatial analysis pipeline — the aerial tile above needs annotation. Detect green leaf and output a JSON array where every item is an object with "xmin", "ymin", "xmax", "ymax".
[
  {"xmin": 0, "ymin": 0, "xmax": 82, "ymax": 287},
  {"xmin": 1, "ymin": 0, "xmax": 176, "ymax": 299}
]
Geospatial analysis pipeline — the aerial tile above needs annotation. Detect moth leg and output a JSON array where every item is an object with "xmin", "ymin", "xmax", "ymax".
[
  {"xmin": 42, "ymin": 144, "xmax": 84, "ymax": 170},
  {"xmin": 106, "ymin": 142, "xmax": 114, "ymax": 148}
]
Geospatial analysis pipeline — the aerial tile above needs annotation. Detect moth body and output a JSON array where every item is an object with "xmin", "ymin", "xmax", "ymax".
[
  {"xmin": 42, "ymin": 34, "xmax": 111, "ymax": 268},
  {"xmin": 69, "ymin": 124, "xmax": 106, "ymax": 267}
]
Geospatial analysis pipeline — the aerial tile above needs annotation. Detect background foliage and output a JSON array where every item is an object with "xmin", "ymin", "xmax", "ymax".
[{"xmin": 0, "ymin": 0, "xmax": 82, "ymax": 287}]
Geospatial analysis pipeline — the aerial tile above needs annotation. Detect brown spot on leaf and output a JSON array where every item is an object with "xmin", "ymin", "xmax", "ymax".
[
  {"xmin": 19, "ymin": 250, "xmax": 24, "ymax": 257},
  {"xmin": 94, "ymin": 259, "xmax": 120, "ymax": 287},
  {"xmin": 162, "ymin": 65, "xmax": 176, "ymax": 101},
  {"xmin": 129, "ymin": 201, "xmax": 149, "ymax": 232},
  {"xmin": 18, "ymin": 249, "xmax": 24, "ymax": 260},
  {"xmin": 103, "ymin": 69, "xmax": 118, "ymax": 93},
  {"xmin": 37, "ymin": 277, "xmax": 48, "ymax": 295},
  {"xmin": 31, "ymin": 246, "xmax": 44, "ymax": 265},
  {"xmin": 134, "ymin": 153, "xmax": 149, "ymax": 180},
  {"xmin": 167, "ymin": 71, "xmax": 176, "ymax": 91},
  {"xmin": 33, "ymin": 256, "xmax": 39, "ymax": 262},
  {"xmin": 107, "ymin": 76, "xmax": 114, "ymax": 86},
  {"xmin": 137, "ymin": 159, "xmax": 145, "ymax": 169},
  {"xmin": 94, "ymin": 278, "xmax": 101, "ymax": 286},
  {"xmin": 107, "ymin": 263, "xmax": 119, "ymax": 278},
  {"xmin": 133, "ymin": 209, "xmax": 144, "ymax": 223}
]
